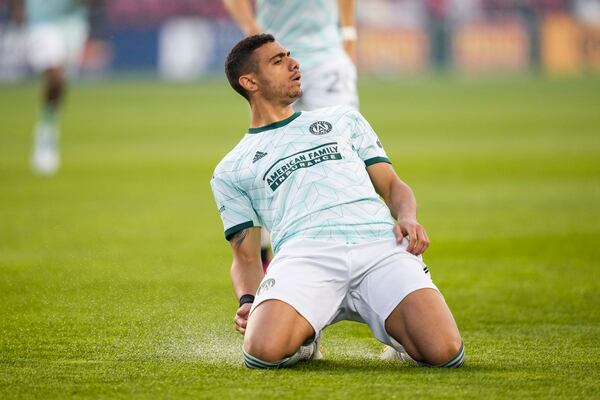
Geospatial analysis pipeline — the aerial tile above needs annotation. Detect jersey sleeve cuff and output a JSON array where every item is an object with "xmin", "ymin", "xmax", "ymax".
[
  {"xmin": 225, "ymin": 221, "xmax": 255, "ymax": 241},
  {"xmin": 364, "ymin": 156, "xmax": 392, "ymax": 167}
]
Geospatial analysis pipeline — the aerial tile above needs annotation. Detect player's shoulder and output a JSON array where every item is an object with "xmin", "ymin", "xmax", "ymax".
[
  {"xmin": 213, "ymin": 135, "xmax": 255, "ymax": 177},
  {"xmin": 301, "ymin": 105, "xmax": 361, "ymax": 125},
  {"xmin": 303, "ymin": 105, "xmax": 356, "ymax": 118}
]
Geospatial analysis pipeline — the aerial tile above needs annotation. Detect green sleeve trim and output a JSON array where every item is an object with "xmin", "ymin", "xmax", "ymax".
[
  {"xmin": 225, "ymin": 221, "xmax": 254, "ymax": 241},
  {"xmin": 364, "ymin": 156, "xmax": 392, "ymax": 167}
]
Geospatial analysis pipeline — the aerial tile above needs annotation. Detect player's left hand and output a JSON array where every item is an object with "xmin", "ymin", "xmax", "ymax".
[
  {"xmin": 234, "ymin": 302, "xmax": 252, "ymax": 335},
  {"xmin": 394, "ymin": 218, "xmax": 430, "ymax": 256}
]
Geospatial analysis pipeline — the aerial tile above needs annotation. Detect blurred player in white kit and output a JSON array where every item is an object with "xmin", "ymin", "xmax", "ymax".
[{"xmin": 11, "ymin": 0, "xmax": 90, "ymax": 175}]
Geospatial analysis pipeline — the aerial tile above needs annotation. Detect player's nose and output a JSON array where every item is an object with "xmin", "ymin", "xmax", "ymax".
[{"xmin": 289, "ymin": 56, "xmax": 300, "ymax": 71}]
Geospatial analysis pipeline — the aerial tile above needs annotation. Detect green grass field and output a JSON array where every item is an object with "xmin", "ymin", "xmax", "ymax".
[{"xmin": 1, "ymin": 76, "xmax": 599, "ymax": 398}]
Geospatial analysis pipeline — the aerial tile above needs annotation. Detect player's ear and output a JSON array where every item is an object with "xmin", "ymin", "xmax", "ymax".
[{"xmin": 239, "ymin": 74, "xmax": 258, "ymax": 94}]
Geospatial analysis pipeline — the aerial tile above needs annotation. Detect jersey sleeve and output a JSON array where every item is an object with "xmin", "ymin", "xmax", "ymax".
[
  {"xmin": 348, "ymin": 110, "xmax": 391, "ymax": 167},
  {"xmin": 210, "ymin": 170, "xmax": 260, "ymax": 241}
]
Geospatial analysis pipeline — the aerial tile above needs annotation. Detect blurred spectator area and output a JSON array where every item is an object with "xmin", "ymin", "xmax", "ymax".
[{"xmin": 1, "ymin": 0, "xmax": 600, "ymax": 81}]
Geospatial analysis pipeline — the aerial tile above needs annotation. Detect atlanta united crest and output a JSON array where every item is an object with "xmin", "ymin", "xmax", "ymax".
[
  {"xmin": 257, "ymin": 278, "xmax": 275, "ymax": 296},
  {"xmin": 309, "ymin": 121, "xmax": 332, "ymax": 135}
]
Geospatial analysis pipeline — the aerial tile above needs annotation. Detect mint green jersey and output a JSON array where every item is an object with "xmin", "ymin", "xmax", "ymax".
[
  {"xmin": 211, "ymin": 106, "xmax": 396, "ymax": 254},
  {"xmin": 256, "ymin": 0, "xmax": 345, "ymax": 69},
  {"xmin": 26, "ymin": 0, "xmax": 88, "ymax": 26}
]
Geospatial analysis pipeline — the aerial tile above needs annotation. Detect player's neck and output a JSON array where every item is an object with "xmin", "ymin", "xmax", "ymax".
[{"xmin": 249, "ymin": 101, "xmax": 296, "ymax": 129}]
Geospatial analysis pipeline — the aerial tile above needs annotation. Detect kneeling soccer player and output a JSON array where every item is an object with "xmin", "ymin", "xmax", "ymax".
[{"xmin": 210, "ymin": 34, "xmax": 465, "ymax": 369}]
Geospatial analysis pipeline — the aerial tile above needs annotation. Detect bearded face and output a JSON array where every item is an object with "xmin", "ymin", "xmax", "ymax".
[{"xmin": 252, "ymin": 42, "xmax": 303, "ymax": 105}]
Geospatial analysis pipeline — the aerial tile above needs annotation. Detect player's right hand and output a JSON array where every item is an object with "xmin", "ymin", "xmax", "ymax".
[
  {"xmin": 234, "ymin": 302, "xmax": 252, "ymax": 335},
  {"xmin": 394, "ymin": 218, "xmax": 430, "ymax": 256}
]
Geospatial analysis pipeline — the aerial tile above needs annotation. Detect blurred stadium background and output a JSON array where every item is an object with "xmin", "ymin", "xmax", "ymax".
[
  {"xmin": 1, "ymin": 1, "xmax": 599, "ymax": 398},
  {"xmin": 1, "ymin": 0, "xmax": 600, "ymax": 79}
]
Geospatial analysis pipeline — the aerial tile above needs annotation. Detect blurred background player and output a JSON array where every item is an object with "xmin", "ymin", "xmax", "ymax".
[
  {"xmin": 11, "ymin": 0, "xmax": 91, "ymax": 175},
  {"xmin": 223, "ymin": 0, "xmax": 358, "ymax": 267}
]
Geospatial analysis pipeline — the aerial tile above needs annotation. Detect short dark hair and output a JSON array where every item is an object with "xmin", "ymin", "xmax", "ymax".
[{"xmin": 225, "ymin": 34, "xmax": 275, "ymax": 101}]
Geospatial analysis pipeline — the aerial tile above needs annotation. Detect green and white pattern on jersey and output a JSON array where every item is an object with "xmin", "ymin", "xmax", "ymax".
[
  {"xmin": 211, "ymin": 106, "xmax": 396, "ymax": 254},
  {"xmin": 256, "ymin": 0, "xmax": 346, "ymax": 69},
  {"xmin": 26, "ymin": 0, "xmax": 88, "ymax": 26}
]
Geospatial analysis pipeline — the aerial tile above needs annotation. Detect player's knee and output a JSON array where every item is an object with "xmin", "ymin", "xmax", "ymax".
[
  {"xmin": 45, "ymin": 80, "xmax": 65, "ymax": 104},
  {"xmin": 438, "ymin": 339, "xmax": 464, "ymax": 368},
  {"xmin": 422, "ymin": 338, "xmax": 464, "ymax": 368},
  {"xmin": 45, "ymin": 68, "xmax": 64, "ymax": 88},
  {"xmin": 242, "ymin": 337, "xmax": 304, "ymax": 369},
  {"xmin": 243, "ymin": 336, "xmax": 290, "ymax": 363}
]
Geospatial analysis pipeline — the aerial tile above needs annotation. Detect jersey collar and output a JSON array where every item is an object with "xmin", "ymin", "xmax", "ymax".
[{"xmin": 247, "ymin": 112, "xmax": 302, "ymax": 134}]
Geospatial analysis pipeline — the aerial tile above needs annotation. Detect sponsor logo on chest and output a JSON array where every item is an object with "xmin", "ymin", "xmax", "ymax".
[{"xmin": 262, "ymin": 142, "xmax": 342, "ymax": 191}]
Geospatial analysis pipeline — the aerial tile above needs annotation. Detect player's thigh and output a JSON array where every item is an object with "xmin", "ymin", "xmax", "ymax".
[
  {"xmin": 350, "ymin": 242, "xmax": 439, "ymax": 348},
  {"xmin": 28, "ymin": 24, "xmax": 67, "ymax": 72},
  {"xmin": 62, "ymin": 17, "xmax": 89, "ymax": 76},
  {"xmin": 244, "ymin": 299, "xmax": 314, "ymax": 359},
  {"xmin": 248, "ymin": 239, "xmax": 348, "ymax": 340}
]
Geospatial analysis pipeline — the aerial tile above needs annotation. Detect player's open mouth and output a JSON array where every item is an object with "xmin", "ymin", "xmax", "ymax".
[{"xmin": 292, "ymin": 74, "xmax": 301, "ymax": 81}]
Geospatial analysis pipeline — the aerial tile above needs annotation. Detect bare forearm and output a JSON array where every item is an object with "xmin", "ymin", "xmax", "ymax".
[
  {"xmin": 227, "ymin": 226, "xmax": 262, "ymax": 335},
  {"xmin": 338, "ymin": 0, "xmax": 356, "ymax": 60},
  {"xmin": 228, "ymin": 227, "xmax": 263, "ymax": 298},
  {"xmin": 230, "ymin": 258, "xmax": 263, "ymax": 299},
  {"xmin": 338, "ymin": 0, "xmax": 355, "ymax": 28},
  {"xmin": 385, "ymin": 177, "xmax": 429, "ymax": 254},
  {"xmin": 387, "ymin": 179, "xmax": 418, "ymax": 221},
  {"xmin": 222, "ymin": 0, "xmax": 261, "ymax": 36},
  {"xmin": 368, "ymin": 163, "xmax": 428, "ymax": 254}
]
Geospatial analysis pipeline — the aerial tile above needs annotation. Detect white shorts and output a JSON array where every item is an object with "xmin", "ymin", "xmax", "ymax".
[
  {"xmin": 250, "ymin": 238, "xmax": 439, "ymax": 348},
  {"xmin": 27, "ymin": 17, "xmax": 89, "ymax": 74},
  {"xmin": 294, "ymin": 54, "xmax": 358, "ymax": 111}
]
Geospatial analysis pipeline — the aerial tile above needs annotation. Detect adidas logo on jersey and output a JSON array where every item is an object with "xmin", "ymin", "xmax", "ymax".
[{"xmin": 253, "ymin": 151, "xmax": 268, "ymax": 163}]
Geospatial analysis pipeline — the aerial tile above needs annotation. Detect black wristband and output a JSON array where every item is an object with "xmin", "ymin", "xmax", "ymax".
[{"xmin": 239, "ymin": 294, "xmax": 255, "ymax": 307}]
